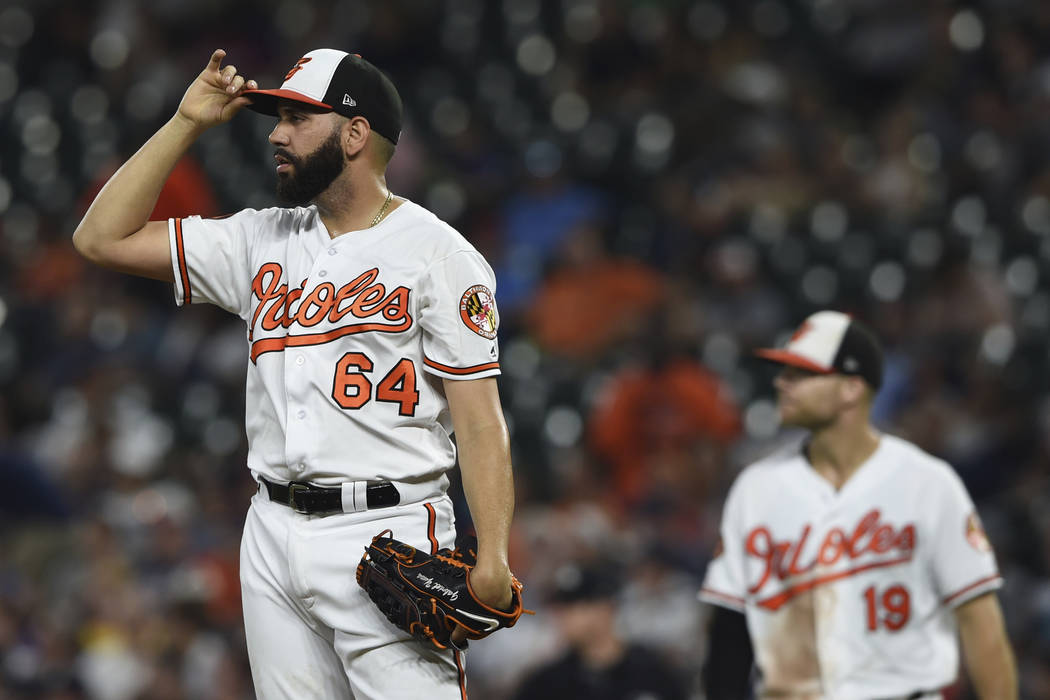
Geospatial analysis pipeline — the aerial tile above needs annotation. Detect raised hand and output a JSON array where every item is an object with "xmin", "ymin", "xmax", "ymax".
[{"xmin": 176, "ymin": 49, "xmax": 258, "ymax": 131}]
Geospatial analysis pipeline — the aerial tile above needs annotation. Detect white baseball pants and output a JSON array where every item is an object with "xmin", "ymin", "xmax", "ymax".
[{"xmin": 239, "ymin": 490, "xmax": 467, "ymax": 699}]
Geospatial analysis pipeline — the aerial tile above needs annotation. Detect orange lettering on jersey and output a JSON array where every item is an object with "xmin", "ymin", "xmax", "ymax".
[
  {"xmin": 248, "ymin": 264, "xmax": 413, "ymax": 362},
  {"xmin": 261, "ymin": 284, "xmax": 289, "ymax": 330},
  {"xmin": 744, "ymin": 527, "xmax": 791, "ymax": 594},
  {"xmin": 817, "ymin": 528, "xmax": 847, "ymax": 566},
  {"xmin": 382, "ymin": 287, "xmax": 411, "ymax": 321},
  {"xmin": 297, "ymin": 282, "xmax": 336, "ymax": 327},
  {"xmin": 785, "ymin": 525, "xmax": 813, "ymax": 576},
  {"xmin": 250, "ymin": 262, "xmax": 285, "ymax": 341},
  {"xmin": 282, "ymin": 285, "xmax": 306, "ymax": 327},
  {"xmin": 329, "ymin": 269, "xmax": 380, "ymax": 322},
  {"xmin": 745, "ymin": 509, "xmax": 917, "ymax": 608},
  {"xmin": 349, "ymin": 283, "xmax": 387, "ymax": 317}
]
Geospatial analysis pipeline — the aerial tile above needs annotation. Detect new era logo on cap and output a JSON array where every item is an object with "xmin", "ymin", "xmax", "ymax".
[
  {"xmin": 755, "ymin": 310, "xmax": 884, "ymax": 388},
  {"xmin": 244, "ymin": 48, "xmax": 403, "ymax": 144}
]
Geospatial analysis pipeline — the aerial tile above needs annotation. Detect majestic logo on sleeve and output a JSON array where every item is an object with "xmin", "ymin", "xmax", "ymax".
[
  {"xmin": 459, "ymin": 285, "xmax": 498, "ymax": 339},
  {"xmin": 248, "ymin": 263, "xmax": 412, "ymax": 362},
  {"xmin": 745, "ymin": 509, "xmax": 916, "ymax": 611}
]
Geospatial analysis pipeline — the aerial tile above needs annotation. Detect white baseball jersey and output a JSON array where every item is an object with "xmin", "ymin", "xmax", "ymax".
[
  {"xmin": 167, "ymin": 199, "xmax": 501, "ymax": 485},
  {"xmin": 700, "ymin": 434, "xmax": 1001, "ymax": 699}
]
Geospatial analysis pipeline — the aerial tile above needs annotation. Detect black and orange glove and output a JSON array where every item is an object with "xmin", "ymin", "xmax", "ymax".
[{"xmin": 356, "ymin": 530, "xmax": 530, "ymax": 650}]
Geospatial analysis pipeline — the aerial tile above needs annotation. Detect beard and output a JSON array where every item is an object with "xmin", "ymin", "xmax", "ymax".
[{"xmin": 275, "ymin": 130, "xmax": 345, "ymax": 206}]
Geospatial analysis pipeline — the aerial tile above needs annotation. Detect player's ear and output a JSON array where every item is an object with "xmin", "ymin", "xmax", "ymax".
[
  {"xmin": 840, "ymin": 375, "xmax": 868, "ymax": 406},
  {"xmin": 342, "ymin": 116, "xmax": 370, "ymax": 158}
]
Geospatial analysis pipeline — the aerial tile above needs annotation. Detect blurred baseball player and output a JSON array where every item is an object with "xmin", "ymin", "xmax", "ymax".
[
  {"xmin": 73, "ymin": 48, "xmax": 517, "ymax": 698},
  {"xmin": 699, "ymin": 311, "xmax": 1017, "ymax": 699}
]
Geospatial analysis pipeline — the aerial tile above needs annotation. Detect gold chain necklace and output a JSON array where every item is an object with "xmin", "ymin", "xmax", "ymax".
[{"xmin": 370, "ymin": 189, "xmax": 393, "ymax": 227}]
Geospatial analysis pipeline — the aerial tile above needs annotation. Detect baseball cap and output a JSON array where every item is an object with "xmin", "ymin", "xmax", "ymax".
[
  {"xmin": 243, "ymin": 49, "xmax": 403, "ymax": 144},
  {"xmin": 754, "ymin": 310, "xmax": 884, "ymax": 389}
]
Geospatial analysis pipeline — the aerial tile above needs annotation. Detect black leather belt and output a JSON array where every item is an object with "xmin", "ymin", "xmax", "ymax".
[{"xmin": 259, "ymin": 476, "xmax": 400, "ymax": 514}]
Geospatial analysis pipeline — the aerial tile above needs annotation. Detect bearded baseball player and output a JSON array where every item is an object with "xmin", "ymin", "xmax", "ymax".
[
  {"xmin": 73, "ymin": 49, "xmax": 523, "ymax": 698},
  {"xmin": 699, "ymin": 311, "xmax": 1017, "ymax": 699}
]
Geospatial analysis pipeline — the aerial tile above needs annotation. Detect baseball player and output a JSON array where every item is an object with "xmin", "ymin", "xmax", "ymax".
[
  {"xmin": 73, "ymin": 48, "xmax": 517, "ymax": 699},
  {"xmin": 699, "ymin": 311, "xmax": 1017, "ymax": 699}
]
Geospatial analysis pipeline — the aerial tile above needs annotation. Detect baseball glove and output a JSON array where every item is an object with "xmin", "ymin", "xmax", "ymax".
[{"xmin": 356, "ymin": 530, "xmax": 529, "ymax": 651}]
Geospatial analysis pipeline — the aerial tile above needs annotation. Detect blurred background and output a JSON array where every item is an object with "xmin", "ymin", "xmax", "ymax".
[{"xmin": 1, "ymin": 0, "xmax": 1049, "ymax": 698}]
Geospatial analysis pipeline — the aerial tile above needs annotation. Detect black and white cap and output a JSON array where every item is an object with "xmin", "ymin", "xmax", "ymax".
[
  {"xmin": 243, "ymin": 49, "xmax": 403, "ymax": 144},
  {"xmin": 755, "ymin": 310, "xmax": 884, "ymax": 389}
]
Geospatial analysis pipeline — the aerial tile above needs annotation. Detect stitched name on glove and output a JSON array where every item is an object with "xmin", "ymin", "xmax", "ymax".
[{"xmin": 416, "ymin": 573, "xmax": 459, "ymax": 601}]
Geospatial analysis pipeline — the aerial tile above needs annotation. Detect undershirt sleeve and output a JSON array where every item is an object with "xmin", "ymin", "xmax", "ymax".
[{"xmin": 702, "ymin": 606, "xmax": 754, "ymax": 699}]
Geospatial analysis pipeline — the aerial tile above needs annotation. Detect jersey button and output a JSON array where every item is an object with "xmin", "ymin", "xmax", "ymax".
[
  {"xmin": 297, "ymin": 410, "xmax": 306, "ymax": 419},
  {"xmin": 295, "ymin": 355, "xmax": 305, "ymax": 366},
  {"xmin": 328, "ymin": 248, "xmax": 337, "ymax": 256},
  {"xmin": 318, "ymin": 270, "xmax": 327, "ymax": 277}
]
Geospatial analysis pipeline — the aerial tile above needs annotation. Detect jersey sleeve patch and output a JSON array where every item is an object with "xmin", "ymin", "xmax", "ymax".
[
  {"xmin": 965, "ymin": 512, "xmax": 992, "ymax": 553},
  {"xmin": 459, "ymin": 284, "xmax": 498, "ymax": 339}
]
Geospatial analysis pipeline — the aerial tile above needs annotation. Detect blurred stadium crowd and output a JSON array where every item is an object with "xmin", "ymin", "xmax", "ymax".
[{"xmin": 1, "ymin": 0, "xmax": 1050, "ymax": 698}]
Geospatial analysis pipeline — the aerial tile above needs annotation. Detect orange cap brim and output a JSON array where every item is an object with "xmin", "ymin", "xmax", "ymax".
[
  {"xmin": 243, "ymin": 88, "xmax": 332, "ymax": 115},
  {"xmin": 753, "ymin": 348, "xmax": 833, "ymax": 374}
]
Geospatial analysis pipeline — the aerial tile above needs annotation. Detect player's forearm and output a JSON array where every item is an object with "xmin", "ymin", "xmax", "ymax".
[
  {"xmin": 956, "ymin": 595, "xmax": 1018, "ymax": 699},
  {"xmin": 964, "ymin": 637, "xmax": 1017, "ymax": 699},
  {"xmin": 73, "ymin": 114, "xmax": 202, "ymax": 260},
  {"xmin": 444, "ymin": 377, "xmax": 515, "ymax": 570},
  {"xmin": 965, "ymin": 641, "xmax": 1017, "ymax": 699},
  {"xmin": 456, "ymin": 421, "xmax": 515, "ymax": 568}
]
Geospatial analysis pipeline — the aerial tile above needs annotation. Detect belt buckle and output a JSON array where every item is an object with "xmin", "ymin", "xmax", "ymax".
[{"xmin": 288, "ymin": 482, "xmax": 312, "ymax": 514}]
